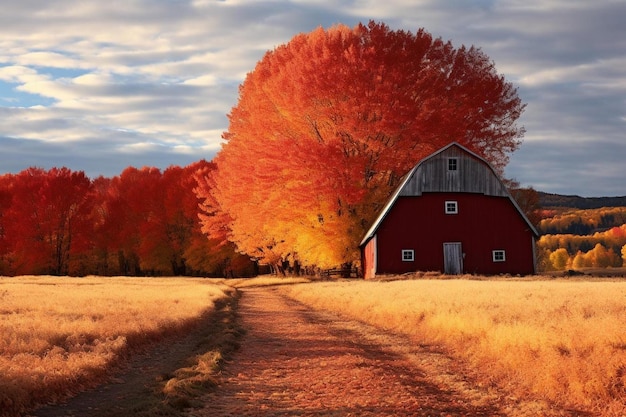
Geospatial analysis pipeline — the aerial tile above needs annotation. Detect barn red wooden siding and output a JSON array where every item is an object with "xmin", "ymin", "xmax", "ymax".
[{"xmin": 360, "ymin": 142, "xmax": 538, "ymax": 278}]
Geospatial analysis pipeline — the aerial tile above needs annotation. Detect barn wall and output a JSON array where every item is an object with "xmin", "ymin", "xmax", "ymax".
[
  {"xmin": 362, "ymin": 236, "xmax": 377, "ymax": 279},
  {"xmin": 375, "ymin": 193, "xmax": 536, "ymax": 275}
]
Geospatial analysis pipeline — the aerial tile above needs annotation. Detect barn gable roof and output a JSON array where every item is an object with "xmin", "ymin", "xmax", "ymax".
[{"xmin": 359, "ymin": 142, "xmax": 539, "ymax": 247}]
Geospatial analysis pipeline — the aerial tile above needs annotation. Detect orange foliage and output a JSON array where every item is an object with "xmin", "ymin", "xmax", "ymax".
[
  {"xmin": 199, "ymin": 21, "xmax": 526, "ymax": 269},
  {"xmin": 538, "ymin": 206, "xmax": 626, "ymax": 235},
  {"xmin": 0, "ymin": 168, "xmax": 94, "ymax": 275},
  {"xmin": 0, "ymin": 163, "xmax": 250, "ymax": 277}
]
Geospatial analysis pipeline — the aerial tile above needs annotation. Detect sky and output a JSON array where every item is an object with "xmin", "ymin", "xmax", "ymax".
[{"xmin": 0, "ymin": 1, "xmax": 624, "ymax": 197}]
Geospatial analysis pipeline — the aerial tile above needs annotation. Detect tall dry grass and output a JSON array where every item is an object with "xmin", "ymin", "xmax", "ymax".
[
  {"xmin": 283, "ymin": 277, "xmax": 626, "ymax": 414},
  {"xmin": 0, "ymin": 276, "xmax": 230, "ymax": 417},
  {"xmin": 214, "ymin": 275, "xmax": 310, "ymax": 288}
]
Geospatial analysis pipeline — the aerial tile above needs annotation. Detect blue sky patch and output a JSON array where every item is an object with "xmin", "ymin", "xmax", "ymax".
[{"xmin": 0, "ymin": 80, "xmax": 56, "ymax": 108}]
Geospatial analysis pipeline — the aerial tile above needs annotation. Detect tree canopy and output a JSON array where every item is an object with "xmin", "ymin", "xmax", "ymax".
[
  {"xmin": 197, "ymin": 21, "xmax": 526, "ymax": 270},
  {"xmin": 0, "ymin": 163, "xmax": 256, "ymax": 277}
]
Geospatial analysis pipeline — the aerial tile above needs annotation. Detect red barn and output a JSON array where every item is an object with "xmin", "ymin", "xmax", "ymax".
[{"xmin": 360, "ymin": 142, "xmax": 538, "ymax": 278}]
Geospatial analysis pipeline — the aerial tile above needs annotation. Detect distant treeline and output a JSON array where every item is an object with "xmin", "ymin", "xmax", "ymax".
[
  {"xmin": 538, "ymin": 206, "xmax": 626, "ymax": 235},
  {"xmin": 539, "ymin": 192, "xmax": 626, "ymax": 210},
  {"xmin": 0, "ymin": 164, "xmax": 256, "ymax": 277}
]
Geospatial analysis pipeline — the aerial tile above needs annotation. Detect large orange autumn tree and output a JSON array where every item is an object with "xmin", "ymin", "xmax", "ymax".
[{"xmin": 197, "ymin": 21, "xmax": 526, "ymax": 271}]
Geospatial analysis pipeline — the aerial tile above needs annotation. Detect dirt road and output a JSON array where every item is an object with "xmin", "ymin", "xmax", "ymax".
[
  {"xmin": 35, "ymin": 285, "xmax": 577, "ymax": 417},
  {"xmin": 190, "ymin": 286, "xmax": 567, "ymax": 417}
]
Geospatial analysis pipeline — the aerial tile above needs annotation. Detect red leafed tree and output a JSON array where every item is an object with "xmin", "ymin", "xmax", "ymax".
[
  {"xmin": 144, "ymin": 161, "xmax": 218, "ymax": 275},
  {"xmin": 87, "ymin": 162, "xmax": 252, "ymax": 277},
  {"xmin": 198, "ymin": 21, "xmax": 526, "ymax": 270},
  {"xmin": 100, "ymin": 166, "xmax": 163, "ymax": 275},
  {"xmin": 158, "ymin": 164, "xmax": 200, "ymax": 275},
  {"xmin": 136, "ymin": 161, "xmax": 248, "ymax": 276},
  {"xmin": 87, "ymin": 175, "xmax": 116, "ymax": 275},
  {"xmin": 0, "ymin": 175, "xmax": 13, "ymax": 274},
  {"xmin": 0, "ymin": 162, "xmax": 255, "ymax": 277},
  {"xmin": 1, "ymin": 167, "xmax": 94, "ymax": 275},
  {"xmin": 505, "ymin": 179, "xmax": 542, "ymax": 228}
]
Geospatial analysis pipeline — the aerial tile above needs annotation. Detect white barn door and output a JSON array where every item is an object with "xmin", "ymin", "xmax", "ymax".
[{"xmin": 443, "ymin": 242, "xmax": 463, "ymax": 274}]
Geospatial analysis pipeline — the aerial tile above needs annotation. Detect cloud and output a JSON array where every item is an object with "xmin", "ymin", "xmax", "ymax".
[
  {"xmin": 0, "ymin": 0, "xmax": 624, "ymax": 197},
  {"xmin": 506, "ymin": 138, "xmax": 626, "ymax": 197}
]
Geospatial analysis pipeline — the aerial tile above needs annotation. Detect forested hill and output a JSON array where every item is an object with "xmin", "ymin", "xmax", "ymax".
[{"xmin": 538, "ymin": 192, "xmax": 626, "ymax": 209}]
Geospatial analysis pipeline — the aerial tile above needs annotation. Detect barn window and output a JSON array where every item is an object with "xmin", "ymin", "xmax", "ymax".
[
  {"xmin": 448, "ymin": 158, "xmax": 458, "ymax": 171},
  {"xmin": 492, "ymin": 250, "xmax": 506, "ymax": 262},
  {"xmin": 402, "ymin": 249, "xmax": 414, "ymax": 261},
  {"xmin": 445, "ymin": 201, "xmax": 458, "ymax": 214}
]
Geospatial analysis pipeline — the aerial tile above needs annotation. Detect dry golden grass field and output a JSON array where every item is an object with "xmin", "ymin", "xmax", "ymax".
[
  {"xmin": 283, "ymin": 275, "xmax": 626, "ymax": 415},
  {"xmin": 0, "ymin": 276, "xmax": 231, "ymax": 417},
  {"xmin": 3, "ymin": 274, "xmax": 626, "ymax": 416}
]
